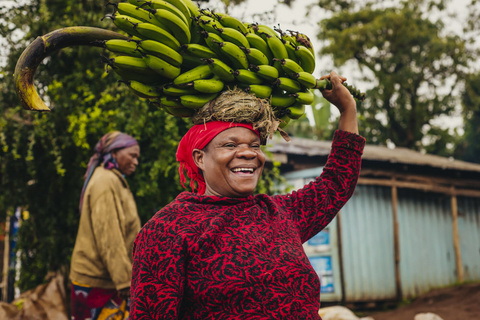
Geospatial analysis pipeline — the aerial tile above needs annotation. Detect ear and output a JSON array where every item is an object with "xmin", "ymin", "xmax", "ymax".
[{"xmin": 192, "ymin": 149, "xmax": 205, "ymax": 171}]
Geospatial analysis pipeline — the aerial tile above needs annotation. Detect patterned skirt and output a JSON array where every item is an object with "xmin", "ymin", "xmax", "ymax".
[{"xmin": 71, "ymin": 281, "xmax": 129, "ymax": 320}]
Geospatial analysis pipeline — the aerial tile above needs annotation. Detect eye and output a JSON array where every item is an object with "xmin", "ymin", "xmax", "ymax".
[{"xmin": 223, "ymin": 142, "xmax": 237, "ymax": 148}]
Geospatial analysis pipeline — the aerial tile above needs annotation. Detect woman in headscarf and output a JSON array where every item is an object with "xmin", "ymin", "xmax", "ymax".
[
  {"xmin": 130, "ymin": 71, "xmax": 365, "ymax": 319},
  {"xmin": 70, "ymin": 131, "xmax": 141, "ymax": 320}
]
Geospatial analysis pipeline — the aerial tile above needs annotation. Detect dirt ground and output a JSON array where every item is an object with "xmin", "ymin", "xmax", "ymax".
[{"xmin": 364, "ymin": 282, "xmax": 480, "ymax": 320}]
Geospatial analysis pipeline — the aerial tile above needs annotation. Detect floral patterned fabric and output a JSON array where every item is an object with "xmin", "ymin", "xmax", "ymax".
[{"xmin": 131, "ymin": 130, "xmax": 365, "ymax": 319}]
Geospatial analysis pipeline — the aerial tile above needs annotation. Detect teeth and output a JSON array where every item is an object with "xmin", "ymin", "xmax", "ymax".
[{"xmin": 232, "ymin": 168, "xmax": 254, "ymax": 173}]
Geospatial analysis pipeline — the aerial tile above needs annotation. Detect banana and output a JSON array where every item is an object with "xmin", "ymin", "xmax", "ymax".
[
  {"xmin": 249, "ymin": 64, "xmax": 279, "ymax": 82},
  {"xmin": 128, "ymin": 0, "xmax": 147, "ymax": 4},
  {"xmin": 252, "ymin": 23, "xmax": 277, "ymax": 38},
  {"xmin": 105, "ymin": 39, "xmax": 142, "ymax": 57},
  {"xmin": 182, "ymin": 43, "xmax": 217, "ymax": 58},
  {"xmin": 242, "ymin": 84, "xmax": 273, "ymax": 99},
  {"xmin": 147, "ymin": 0, "xmax": 190, "ymax": 27},
  {"xmin": 205, "ymin": 58, "xmax": 235, "ymax": 82},
  {"xmin": 290, "ymin": 30, "xmax": 315, "ymax": 56},
  {"xmin": 163, "ymin": 84, "xmax": 197, "ymax": 96},
  {"xmin": 245, "ymin": 33, "xmax": 273, "ymax": 61},
  {"xmin": 294, "ymin": 45, "xmax": 315, "ymax": 73},
  {"xmin": 195, "ymin": 15, "xmax": 222, "ymax": 34},
  {"xmin": 153, "ymin": 8, "xmax": 191, "ymax": 44},
  {"xmin": 112, "ymin": 68, "xmax": 161, "ymax": 84},
  {"xmin": 242, "ymin": 47, "xmax": 269, "ymax": 66},
  {"xmin": 265, "ymin": 34, "xmax": 289, "ymax": 60},
  {"xmin": 284, "ymin": 40, "xmax": 298, "ymax": 61},
  {"xmin": 278, "ymin": 114, "xmax": 291, "ymax": 128},
  {"xmin": 110, "ymin": 14, "xmax": 144, "ymax": 38},
  {"xmin": 180, "ymin": 52, "xmax": 205, "ymax": 69},
  {"xmin": 135, "ymin": 22, "xmax": 180, "ymax": 51},
  {"xmin": 173, "ymin": 64, "xmax": 213, "ymax": 85},
  {"xmin": 143, "ymin": 54, "xmax": 181, "ymax": 79},
  {"xmin": 214, "ymin": 12, "xmax": 248, "ymax": 34},
  {"xmin": 148, "ymin": 0, "xmax": 192, "ymax": 25},
  {"xmin": 116, "ymin": 2, "xmax": 167, "ymax": 30},
  {"xmin": 287, "ymin": 102, "xmax": 306, "ymax": 119},
  {"xmin": 127, "ymin": 80, "xmax": 163, "ymax": 98},
  {"xmin": 294, "ymin": 71, "xmax": 317, "ymax": 88},
  {"xmin": 214, "ymin": 40, "xmax": 249, "ymax": 70},
  {"xmin": 163, "ymin": 105, "xmax": 195, "ymax": 117},
  {"xmin": 186, "ymin": 78, "xmax": 225, "ymax": 93},
  {"xmin": 233, "ymin": 69, "xmax": 264, "ymax": 85},
  {"xmin": 274, "ymin": 77, "xmax": 302, "ymax": 93},
  {"xmin": 180, "ymin": 93, "xmax": 219, "ymax": 109},
  {"xmin": 280, "ymin": 58, "xmax": 304, "ymax": 74},
  {"xmin": 112, "ymin": 55, "xmax": 155, "ymax": 75},
  {"xmin": 216, "ymin": 27, "xmax": 250, "ymax": 49},
  {"xmin": 277, "ymin": 27, "xmax": 296, "ymax": 45},
  {"xmin": 292, "ymin": 89, "xmax": 315, "ymax": 105},
  {"xmin": 160, "ymin": 95, "xmax": 183, "ymax": 107},
  {"xmin": 181, "ymin": 0, "xmax": 201, "ymax": 17},
  {"xmin": 139, "ymin": 39, "xmax": 183, "ymax": 67},
  {"xmin": 201, "ymin": 31, "xmax": 225, "ymax": 55},
  {"xmin": 271, "ymin": 91, "xmax": 296, "ymax": 108}
]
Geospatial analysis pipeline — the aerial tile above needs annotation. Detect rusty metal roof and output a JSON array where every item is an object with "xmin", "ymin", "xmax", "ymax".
[{"xmin": 267, "ymin": 136, "xmax": 480, "ymax": 173}]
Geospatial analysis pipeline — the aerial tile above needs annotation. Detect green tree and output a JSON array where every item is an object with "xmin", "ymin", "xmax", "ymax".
[
  {"xmin": 0, "ymin": 0, "xmax": 285, "ymax": 292},
  {"xmin": 316, "ymin": 0, "xmax": 472, "ymax": 154},
  {"xmin": 455, "ymin": 73, "xmax": 480, "ymax": 163},
  {"xmin": 0, "ymin": 0, "xmax": 191, "ymax": 291}
]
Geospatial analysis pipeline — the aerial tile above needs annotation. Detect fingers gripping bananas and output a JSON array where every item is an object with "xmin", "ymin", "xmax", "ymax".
[{"xmin": 97, "ymin": 0, "xmax": 365, "ymax": 119}]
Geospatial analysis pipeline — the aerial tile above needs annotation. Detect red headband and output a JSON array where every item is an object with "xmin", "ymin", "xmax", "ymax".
[{"xmin": 176, "ymin": 121, "xmax": 260, "ymax": 194}]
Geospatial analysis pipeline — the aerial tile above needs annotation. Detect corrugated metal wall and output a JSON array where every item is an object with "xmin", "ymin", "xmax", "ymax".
[
  {"xmin": 457, "ymin": 196, "xmax": 480, "ymax": 282},
  {"xmin": 340, "ymin": 185, "xmax": 397, "ymax": 302},
  {"xmin": 284, "ymin": 168, "xmax": 480, "ymax": 303},
  {"xmin": 396, "ymin": 189, "xmax": 457, "ymax": 298}
]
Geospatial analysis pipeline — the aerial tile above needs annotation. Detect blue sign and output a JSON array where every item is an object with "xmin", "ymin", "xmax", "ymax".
[
  {"xmin": 308, "ymin": 229, "xmax": 330, "ymax": 247},
  {"xmin": 309, "ymin": 255, "xmax": 334, "ymax": 293}
]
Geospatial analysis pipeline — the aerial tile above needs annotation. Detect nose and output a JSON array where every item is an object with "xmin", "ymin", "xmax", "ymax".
[
  {"xmin": 133, "ymin": 158, "xmax": 139, "ymax": 166},
  {"xmin": 236, "ymin": 145, "xmax": 257, "ymax": 159}
]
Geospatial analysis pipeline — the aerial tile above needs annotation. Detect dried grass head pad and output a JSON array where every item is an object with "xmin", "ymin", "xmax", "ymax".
[{"xmin": 191, "ymin": 88, "xmax": 290, "ymax": 144}]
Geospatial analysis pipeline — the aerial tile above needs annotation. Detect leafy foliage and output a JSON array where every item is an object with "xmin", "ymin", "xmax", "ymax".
[
  {"xmin": 456, "ymin": 72, "xmax": 480, "ymax": 163},
  {"xmin": 317, "ymin": 0, "xmax": 473, "ymax": 153},
  {"xmin": 0, "ymin": 0, "xmax": 282, "ymax": 291}
]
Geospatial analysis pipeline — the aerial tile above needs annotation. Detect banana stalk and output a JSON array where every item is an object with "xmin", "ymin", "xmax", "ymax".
[{"xmin": 14, "ymin": 26, "xmax": 127, "ymax": 111}]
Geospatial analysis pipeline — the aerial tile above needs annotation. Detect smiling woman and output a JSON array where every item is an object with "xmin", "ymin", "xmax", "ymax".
[{"xmin": 131, "ymin": 73, "xmax": 365, "ymax": 320}]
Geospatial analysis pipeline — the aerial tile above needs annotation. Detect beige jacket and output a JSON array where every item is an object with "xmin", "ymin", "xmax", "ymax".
[{"xmin": 70, "ymin": 166, "xmax": 141, "ymax": 290}]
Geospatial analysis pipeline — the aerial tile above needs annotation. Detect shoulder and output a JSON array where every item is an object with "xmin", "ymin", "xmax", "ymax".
[{"xmin": 88, "ymin": 167, "xmax": 125, "ymax": 190}]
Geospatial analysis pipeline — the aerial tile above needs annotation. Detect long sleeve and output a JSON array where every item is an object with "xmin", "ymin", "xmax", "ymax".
[
  {"xmin": 130, "ymin": 216, "xmax": 187, "ymax": 319},
  {"xmin": 90, "ymin": 189, "xmax": 133, "ymax": 290},
  {"xmin": 273, "ymin": 130, "xmax": 365, "ymax": 242},
  {"xmin": 70, "ymin": 167, "xmax": 140, "ymax": 291}
]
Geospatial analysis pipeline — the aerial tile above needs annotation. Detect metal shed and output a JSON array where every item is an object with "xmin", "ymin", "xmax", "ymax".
[{"xmin": 266, "ymin": 136, "xmax": 480, "ymax": 304}]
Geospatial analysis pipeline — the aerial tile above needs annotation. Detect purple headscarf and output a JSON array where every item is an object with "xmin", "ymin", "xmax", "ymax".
[{"xmin": 79, "ymin": 131, "xmax": 138, "ymax": 213}]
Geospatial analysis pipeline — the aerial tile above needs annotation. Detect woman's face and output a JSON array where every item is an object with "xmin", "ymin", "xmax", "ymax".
[
  {"xmin": 193, "ymin": 127, "xmax": 265, "ymax": 198},
  {"xmin": 113, "ymin": 144, "xmax": 140, "ymax": 176}
]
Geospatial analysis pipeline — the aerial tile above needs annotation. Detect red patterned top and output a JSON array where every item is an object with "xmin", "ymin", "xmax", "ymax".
[{"xmin": 131, "ymin": 130, "xmax": 365, "ymax": 319}]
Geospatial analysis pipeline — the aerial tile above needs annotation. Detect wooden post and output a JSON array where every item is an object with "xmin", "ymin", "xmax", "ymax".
[
  {"xmin": 451, "ymin": 190, "xmax": 464, "ymax": 283},
  {"xmin": 391, "ymin": 180, "xmax": 402, "ymax": 300}
]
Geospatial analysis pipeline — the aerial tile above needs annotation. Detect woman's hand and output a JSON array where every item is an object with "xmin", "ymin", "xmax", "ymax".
[{"xmin": 320, "ymin": 71, "xmax": 359, "ymax": 134}]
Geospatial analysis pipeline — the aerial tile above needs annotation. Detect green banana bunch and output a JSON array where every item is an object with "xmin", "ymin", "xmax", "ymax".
[
  {"xmin": 107, "ymin": 1, "xmax": 366, "ymax": 118},
  {"xmin": 15, "ymin": 0, "xmax": 367, "ymax": 125}
]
